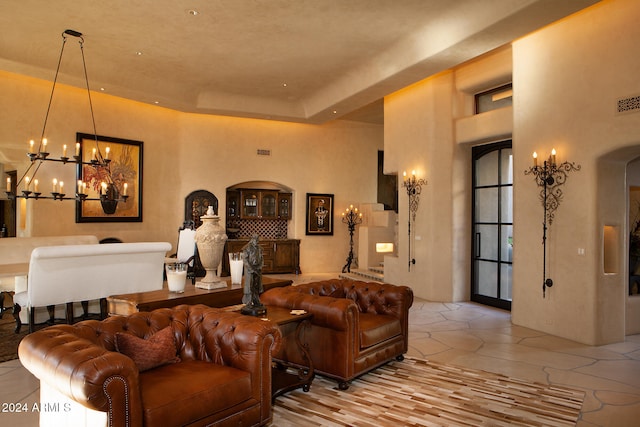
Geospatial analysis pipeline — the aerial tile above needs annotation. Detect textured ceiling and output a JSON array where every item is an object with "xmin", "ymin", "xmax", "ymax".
[{"xmin": 0, "ymin": 0, "xmax": 599, "ymax": 124}]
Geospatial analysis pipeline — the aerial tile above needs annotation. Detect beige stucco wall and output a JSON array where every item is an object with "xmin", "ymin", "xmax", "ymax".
[
  {"xmin": 512, "ymin": 0, "xmax": 640, "ymax": 345},
  {"xmin": 384, "ymin": 0, "xmax": 640, "ymax": 345},
  {"xmin": 0, "ymin": 71, "xmax": 383, "ymax": 273}
]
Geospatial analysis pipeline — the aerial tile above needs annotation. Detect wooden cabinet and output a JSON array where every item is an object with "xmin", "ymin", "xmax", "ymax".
[
  {"xmin": 225, "ymin": 239, "xmax": 300, "ymax": 274},
  {"xmin": 240, "ymin": 190, "xmax": 279, "ymax": 219}
]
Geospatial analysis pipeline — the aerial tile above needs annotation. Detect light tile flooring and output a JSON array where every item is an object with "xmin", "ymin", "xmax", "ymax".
[{"xmin": 1, "ymin": 273, "xmax": 639, "ymax": 426}]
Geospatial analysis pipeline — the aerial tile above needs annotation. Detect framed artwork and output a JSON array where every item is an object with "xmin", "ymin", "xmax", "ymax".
[
  {"xmin": 306, "ymin": 193, "xmax": 334, "ymax": 235},
  {"xmin": 75, "ymin": 133, "xmax": 143, "ymax": 222}
]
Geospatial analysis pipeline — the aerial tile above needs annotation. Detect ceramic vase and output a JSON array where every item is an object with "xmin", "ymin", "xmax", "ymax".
[{"xmin": 195, "ymin": 206, "xmax": 228, "ymax": 288}]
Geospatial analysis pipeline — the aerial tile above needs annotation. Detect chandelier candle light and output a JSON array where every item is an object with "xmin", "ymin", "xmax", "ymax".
[
  {"xmin": 4, "ymin": 29, "xmax": 128, "ymax": 215},
  {"xmin": 524, "ymin": 148, "xmax": 580, "ymax": 298},
  {"xmin": 341, "ymin": 205, "xmax": 363, "ymax": 273},
  {"xmin": 402, "ymin": 170, "xmax": 426, "ymax": 271}
]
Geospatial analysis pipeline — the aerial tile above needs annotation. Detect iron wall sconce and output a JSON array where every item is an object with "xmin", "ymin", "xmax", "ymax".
[
  {"xmin": 341, "ymin": 205, "xmax": 363, "ymax": 273},
  {"xmin": 524, "ymin": 149, "xmax": 580, "ymax": 297},
  {"xmin": 402, "ymin": 170, "xmax": 427, "ymax": 271}
]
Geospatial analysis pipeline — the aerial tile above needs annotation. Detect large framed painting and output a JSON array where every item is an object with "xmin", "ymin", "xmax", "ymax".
[
  {"xmin": 306, "ymin": 193, "xmax": 333, "ymax": 235},
  {"xmin": 75, "ymin": 133, "xmax": 143, "ymax": 222}
]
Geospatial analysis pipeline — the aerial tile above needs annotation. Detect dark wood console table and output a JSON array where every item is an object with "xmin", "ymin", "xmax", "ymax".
[
  {"xmin": 107, "ymin": 276, "xmax": 292, "ymax": 316},
  {"xmin": 264, "ymin": 305, "xmax": 314, "ymax": 401}
]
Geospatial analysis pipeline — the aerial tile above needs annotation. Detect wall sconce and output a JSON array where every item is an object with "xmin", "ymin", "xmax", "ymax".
[
  {"xmin": 402, "ymin": 170, "xmax": 427, "ymax": 271},
  {"xmin": 524, "ymin": 149, "xmax": 580, "ymax": 297},
  {"xmin": 341, "ymin": 205, "xmax": 363, "ymax": 273}
]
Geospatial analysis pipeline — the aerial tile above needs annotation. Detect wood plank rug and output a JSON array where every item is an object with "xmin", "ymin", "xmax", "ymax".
[{"xmin": 270, "ymin": 357, "xmax": 584, "ymax": 426}]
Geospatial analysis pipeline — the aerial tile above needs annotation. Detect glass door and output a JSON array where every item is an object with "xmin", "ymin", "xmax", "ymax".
[{"xmin": 472, "ymin": 141, "xmax": 513, "ymax": 310}]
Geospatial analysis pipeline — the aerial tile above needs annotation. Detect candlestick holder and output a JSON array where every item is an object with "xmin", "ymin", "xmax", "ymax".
[
  {"xmin": 402, "ymin": 171, "xmax": 427, "ymax": 271},
  {"xmin": 524, "ymin": 151, "xmax": 580, "ymax": 297},
  {"xmin": 341, "ymin": 205, "xmax": 363, "ymax": 273}
]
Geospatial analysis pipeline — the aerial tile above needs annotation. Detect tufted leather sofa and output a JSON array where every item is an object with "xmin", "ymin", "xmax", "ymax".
[
  {"xmin": 261, "ymin": 278, "xmax": 413, "ymax": 389},
  {"xmin": 18, "ymin": 304, "xmax": 281, "ymax": 427}
]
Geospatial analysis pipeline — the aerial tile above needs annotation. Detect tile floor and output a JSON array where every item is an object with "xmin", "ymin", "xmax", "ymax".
[{"xmin": 1, "ymin": 273, "xmax": 639, "ymax": 426}]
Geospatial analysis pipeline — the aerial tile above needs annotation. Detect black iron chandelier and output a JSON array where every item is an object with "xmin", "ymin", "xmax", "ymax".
[{"xmin": 5, "ymin": 29, "xmax": 127, "ymax": 215}]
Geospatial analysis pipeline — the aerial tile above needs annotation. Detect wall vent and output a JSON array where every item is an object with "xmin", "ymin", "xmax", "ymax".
[
  {"xmin": 617, "ymin": 95, "xmax": 640, "ymax": 115},
  {"xmin": 257, "ymin": 149, "xmax": 271, "ymax": 156}
]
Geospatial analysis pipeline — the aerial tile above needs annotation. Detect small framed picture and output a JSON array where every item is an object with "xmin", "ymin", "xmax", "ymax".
[{"xmin": 306, "ymin": 193, "xmax": 333, "ymax": 235}]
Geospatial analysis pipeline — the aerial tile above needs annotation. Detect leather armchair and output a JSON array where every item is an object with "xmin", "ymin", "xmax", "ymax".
[
  {"xmin": 18, "ymin": 304, "xmax": 281, "ymax": 427},
  {"xmin": 261, "ymin": 278, "xmax": 413, "ymax": 389}
]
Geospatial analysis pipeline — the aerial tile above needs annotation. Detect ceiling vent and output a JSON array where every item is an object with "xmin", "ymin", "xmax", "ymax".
[
  {"xmin": 257, "ymin": 149, "xmax": 271, "ymax": 156},
  {"xmin": 617, "ymin": 95, "xmax": 640, "ymax": 115}
]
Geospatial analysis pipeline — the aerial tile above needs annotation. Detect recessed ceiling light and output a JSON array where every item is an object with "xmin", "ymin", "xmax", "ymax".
[
  {"xmin": 187, "ymin": 9, "xmax": 199, "ymax": 16},
  {"xmin": 282, "ymin": 83, "xmax": 287, "ymax": 87},
  {"xmin": 333, "ymin": 110, "xmax": 337, "ymax": 114},
  {"xmin": 135, "ymin": 51, "xmax": 143, "ymax": 56}
]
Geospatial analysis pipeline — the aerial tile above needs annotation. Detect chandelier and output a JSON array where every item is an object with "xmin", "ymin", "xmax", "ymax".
[{"xmin": 4, "ymin": 29, "xmax": 127, "ymax": 215}]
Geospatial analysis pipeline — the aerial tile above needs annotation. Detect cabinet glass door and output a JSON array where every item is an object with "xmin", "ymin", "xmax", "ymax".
[
  {"xmin": 261, "ymin": 192, "xmax": 277, "ymax": 218},
  {"xmin": 242, "ymin": 191, "xmax": 259, "ymax": 218}
]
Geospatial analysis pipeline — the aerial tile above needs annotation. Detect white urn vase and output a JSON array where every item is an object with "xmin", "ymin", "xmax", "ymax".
[{"xmin": 195, "ymin": 206, "xmax": 228, "ymax": 289}]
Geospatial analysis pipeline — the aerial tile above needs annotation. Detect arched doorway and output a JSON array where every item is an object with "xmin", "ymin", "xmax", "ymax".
[{"xmin": 597, "ymin": 146, "xmax": 640, "ymax": 340}]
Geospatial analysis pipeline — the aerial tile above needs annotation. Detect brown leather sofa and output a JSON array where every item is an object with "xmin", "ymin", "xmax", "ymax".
[
  {"xmin": 18, "ymin": 304, "xmax": 281, "ymax": 427},
  {"xmin": 261, "ymin": 278, "xmax": 413, "ymax": 389}
]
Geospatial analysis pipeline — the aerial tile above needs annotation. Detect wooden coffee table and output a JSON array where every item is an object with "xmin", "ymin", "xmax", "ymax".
[{"xmin": 107, "ymin": 276, "xmax": 292, "ymax": 316}]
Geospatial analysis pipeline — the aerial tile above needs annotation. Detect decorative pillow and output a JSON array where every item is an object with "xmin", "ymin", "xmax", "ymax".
[{"xmin": 115, "ymin": 326, "xmax": 180, "ymax": 372}]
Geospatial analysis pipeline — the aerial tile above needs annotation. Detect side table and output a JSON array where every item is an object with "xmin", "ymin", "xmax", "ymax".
[{"xmin": 261, "ymin": 305, "xmax": 314, "ymax": 401}]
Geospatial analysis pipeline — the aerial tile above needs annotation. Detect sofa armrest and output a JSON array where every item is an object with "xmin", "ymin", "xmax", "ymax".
[
  {"xmin": 18, "ymin": 325, "xmax": 143, "ymax": 426},
  {"xmin": 262, "ymin": 288, "xmax": 359, "ymax": 331}
]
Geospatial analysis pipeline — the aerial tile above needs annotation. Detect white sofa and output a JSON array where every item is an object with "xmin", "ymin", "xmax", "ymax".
[
  {"xmin": 0, "ymin": 235, "xmax": 99, "ymax": 329},
  {"xmin": 13, "ymin": 241, "xmax": 171, "ymax": 333}
]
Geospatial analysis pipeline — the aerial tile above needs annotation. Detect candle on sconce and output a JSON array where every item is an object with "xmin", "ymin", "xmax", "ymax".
[
  {"xmin": 533, "ymin": 151, "xmax": 538, "ymax": 167},
  {"xmin": 6, "ymin": 177, "xmax": 10, "ymax": 192},
  {"xmin": 123, "ymin": 183, "xmax": 128, "ymax": 196},
  {"xmin": 33, "ymin": 179, "xmax": 39, "ymax": 193},
  {"xmin": 24, "ymin": 176, "xmax": 30, "ymax": 191},
  {"xmin": 62, "ymin": 144, "xmax": 67, "ymax": 157},
  {"xmin": 75, "ymin": 143, "xmax": 80, "ymax": 156},
  {"xmin": 101, "ymin": 182, "xmax": 107, "ymax": 195},
  {"xmin": 77, "ymin": 180, "xmax": 83, "ymax": 195},
  {"xmin": 551, "ymin": 148, "xmax": 557, "ymax": 165},
  {"xmin": 105, "ymin": 146, "xmax": 110, "ymax": 159},
  {"xmin": 59, "ymin": 181, "xmax": 64, "ymax": 194},
  {"xmin": 82, "ymin": 182, "xmax": 87, "ymax": 194},
  {"xmin": 42, "ymin": 138, "xmax": 47, "ymax": 152},
  {"xmin": 52, "ymin": 178, "xmax": 58, "ymax": 193},
  {"xmin": 403, "ymin": 171, "xmax": 407, "ymax": 182},
  {"xmin": 92, "ymin": 148, "xmax": 97, "ymax": 160},
  {"xmin": 29, "ymin": 140, "xmax": 35, "ymax": 154},
  {"xmin": 411, "ymin": 170, "xmax": 416, "ymax": 178}
]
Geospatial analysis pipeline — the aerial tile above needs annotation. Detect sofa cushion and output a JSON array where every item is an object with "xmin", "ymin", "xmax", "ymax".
[
  {"xmin": 115, "ymin": 326, "xmax": 179, "ymax": 372},
  {"xmin": 359, "ymin": 313, "xmax": 402, "ymax": 349},
  {"xmin": 140, "ymin": 360, "xmax": 254, "ymax": 426}
]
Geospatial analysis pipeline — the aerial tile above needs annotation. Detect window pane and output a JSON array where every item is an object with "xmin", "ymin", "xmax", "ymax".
[
  {"xmin": 476, "ymin": 224, "xmax": 498, "ymax": 261},
  {"xmin": 501, "ymin": 225, "xmax": 513, "ymax": 262},
  {"xmin": 475, "ymin": 151, "xmax": 498, "ymax": 186},
  {"xmin": 475, "ymin": 188, "xmax": 498, "ymax": 222},
  {"xmin": 501, "ymin": 186, "xmax": 513, "ymax": 223},
  {"xmin": 477, "ymin": 261, "xmax": 498, "ymax": 297},
  {"xmin": 501, "ymin": 149, "xmax": 513, "ymax": 184},
  {"xmin": 500, "ymin": 263, "xmax": 513, "ymax": 301}
]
